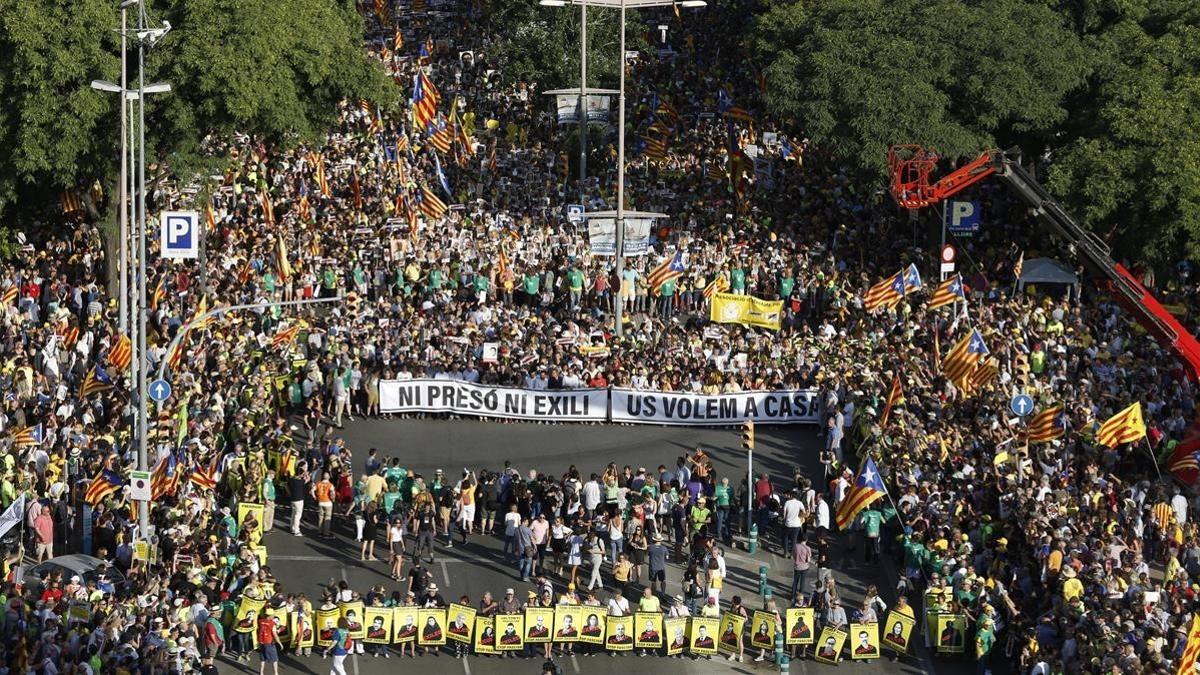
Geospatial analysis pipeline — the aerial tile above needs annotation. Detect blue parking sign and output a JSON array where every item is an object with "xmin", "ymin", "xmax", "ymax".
[
  {"xmin": 947, "ymin": 201, "xmax": 981, "ymax": 234},
  {"xmin": 160, "ymin": 211, "xmax": 200, "ymax": 259}
]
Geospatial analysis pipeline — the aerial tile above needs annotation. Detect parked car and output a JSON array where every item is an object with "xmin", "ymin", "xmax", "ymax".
[{"xmin": 15, "ymin": 554, "xmax": 125, "ymax": 589}]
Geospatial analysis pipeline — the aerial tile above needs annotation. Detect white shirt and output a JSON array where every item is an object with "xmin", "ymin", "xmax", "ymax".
[
  {"xmin": 607, "ymin": 596, "xmax": 630, "ymax": 617},
  {"xmin": 814, "ymin": 500, "xmax": 831, "ymax": 530},
  {"xmin": 783, "ymin": 498, "xmax": 805, "ymax": 528},
  {"xmin": 1172, "ymin": 494, "xmax": 1188, "ymax": 525},
  {"xmin": 504, "ymin": 511, "xmax": 522, "ymax": 536}
]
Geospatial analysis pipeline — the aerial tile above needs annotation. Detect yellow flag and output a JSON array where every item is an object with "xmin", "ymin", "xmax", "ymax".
[
  {"xmin": 1095, "ymin": 402, "xmax": 1146, "ymax": 447},
  {"xmin": 1178, "ymin": 614, "xmax": 1200, "ymax": 675}
]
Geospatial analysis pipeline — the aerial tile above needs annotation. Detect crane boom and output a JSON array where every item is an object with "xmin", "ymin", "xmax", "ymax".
[{"xmin": 889, "ymin": 145, "xmax": 1200, "ymax": 382}]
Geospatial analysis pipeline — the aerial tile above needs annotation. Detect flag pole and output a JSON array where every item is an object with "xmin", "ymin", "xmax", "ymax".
[{"xmin": 1144, "ymin": 438, "xmax": 1162, "ymax": 478}]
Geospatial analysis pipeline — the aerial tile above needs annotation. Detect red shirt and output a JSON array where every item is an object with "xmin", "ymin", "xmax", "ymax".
[
  {"xmin": 256, "ymin": 616, "xmax": 275, "ymax": 645},
  {"xmin": 33, "ymin": 513, "xmax": 54, "ymax": 544}
]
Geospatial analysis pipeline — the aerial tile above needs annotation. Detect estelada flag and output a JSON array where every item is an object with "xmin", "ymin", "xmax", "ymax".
[
  {"xmin": 1027, "ymin": 405, "xmax": 1065, "ymax": 442},
  {"xmin": 927, "ymin": 274, "xmax": 965, "ymax": 310},
  {"xmin": 862, "ymin": 270, "xmax": 905, "ymax": 312},
  {"xmin": 1095, "ymin": 402, "xmax": 1146, "ymax": 447},
  {"xmin": 835, "ymin": 457, "xmax": 886, "ymax": 530},
  {"xmin": 942, "ymin": 330, "xmax": 988, "ymax": 394},
  {"xmin": 647, "ymin": 252, "xmax": 686, "ymax": 296}
]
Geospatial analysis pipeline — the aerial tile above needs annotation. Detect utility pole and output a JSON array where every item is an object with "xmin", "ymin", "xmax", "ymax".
[
  {"xmin": 578, "ymin": 0, "xmax": 587, "ymax": 200},
  {"xmin": 118, "ymin": 5, "xmax": 129, "ymax": 333},
  {"xmin": 741, "ymin": 419, "xmax": 755, "ymax": 535},
  {"xmin": 614, "ymin": 0, "xmax": 626, "ymax": 337}
]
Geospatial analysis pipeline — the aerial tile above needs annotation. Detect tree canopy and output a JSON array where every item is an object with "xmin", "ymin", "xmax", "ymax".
[
  {"xmin": 0, "ymin": 0, "xmax": 391, "ymax": 219},
  {"xmin": 752, "ymin": 0, "xmax": 1200, "ymax": 264}
]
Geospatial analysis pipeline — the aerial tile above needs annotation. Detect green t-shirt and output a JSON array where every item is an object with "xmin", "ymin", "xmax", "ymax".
[
  {"xmin": 713, "ymin": 484, "xmax": 731, "ymax": 507},
  {"xmin": 473, "ymin": 275, "xmax": 489, "ymax": 293},
  {"xmin": 263, "ymin": 273, "xmax": 276, "ymax": 294},
  {"xmin": 730, "ymin": 268, "xmax": 746, "ymax": 290},
  {"xmin": 261, "ymin": 478, "xmax": 276, "ymax": 502},
  {"xmin": 659, "ymin": 279, "xmax": 677, "ymax": 297},
  {"xmin": 428, "ymin": 269, "xmax": 444, "ymax": 290},
  {"xmin": 779, "ymin": 275, "xmax": 794, "ymax": 298},
  {"xmin": 523, "ymin": 274, "xmax": 540, "ymax": 295},
  {"xmin": 322, "ymin": 269, "xmax": 337, "ymax": 290},
  {"xmin": 567, "ymin": 268, "xmax": 585, "ymax": 291},
  {"xmin": 976, "ymin": 626, "xmax": 995, "ymax": 658},
  {"xmin": 860, "ymin": 510, "xmax": 882, "ymax": 538}
]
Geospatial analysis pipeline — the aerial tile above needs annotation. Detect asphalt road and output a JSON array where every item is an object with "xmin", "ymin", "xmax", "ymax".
[{"xmin": 214, "ymin": 419, "xmax": 965, "ymax": 675}]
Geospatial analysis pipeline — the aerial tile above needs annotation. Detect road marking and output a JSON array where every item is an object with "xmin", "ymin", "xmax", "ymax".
[
  {"xmin": 340, "ymin": 568, "xmax": 361, "ymax": 675},
  {"xmin": 570, "ymin": 655, "xmax": 580, "ymax": 672},
  {"xmin": 441, "ymin": 561, "xmax": 450, "ymax": 586},
  {"xmin": 462, "ymin": 655, "xmax": 472, "ymax": 674},
  {"xmin": 273, "ymin": 554, "xmax": 509, "ymax": 564}
]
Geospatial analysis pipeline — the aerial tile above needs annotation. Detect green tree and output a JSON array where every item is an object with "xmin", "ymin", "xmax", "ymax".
[
  {"xmin": 0, "ymin": 0, "xmax": 391, "ymax": 219},
  {"xmin": 1046, "ymin": 0, "xmax": 1200, "ymax": 264},
  {"xmin": 483, "ymin": 2, "xmax": 625, "ymax": 90},
  {"xmin": 753, "ymin": 0, "xmax": 1089, "ymax": 175}
]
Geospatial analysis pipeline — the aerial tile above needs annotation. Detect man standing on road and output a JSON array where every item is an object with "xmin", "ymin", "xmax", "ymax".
[
  {"xmin": 413, "ymin": 501, "xmax": 437, "ymax": 563},
  {"xmin": 516, "ymin": 517, "xmax": 535, "ymax": 581},
  {"xmin": 648, "ymin": 534, "xmax": 669, "ymax": 596},
  {"xmin": 714, "ymin": 477, "xmax": 732, "ymax": 544},
  {"xmin": 312, "ymin": 472, "xmax": 335, "ymax": 539},
  {"xmin": 256, "ymin": 608, "xmax": 281, "ymax": 675},
  {"xmin": 289, "ymin": 465, "xmax": 310, "ymax": 536},
  {"xmin": 791, "ymin": 536, "xmax": 811, "ymax": 604},
  {"xmin": 782, "ymin": 490, "xmax": 805, "ymax": 556},
  {"xmin": 859, "ymin": 504, "xmax": 882, "ymax": 563},
  {"xmin": 582, "ymin": 474, "xmax": 601, "ymax": 519},
  {"xmin": 33, "ymin": 505, "xmax": 54, "ymax": 562}
]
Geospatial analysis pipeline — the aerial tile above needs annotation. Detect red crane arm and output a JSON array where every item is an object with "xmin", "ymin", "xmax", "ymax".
[{"xmin": 889, "ymin": 144, "xmax": 1200, "ymax": 383}]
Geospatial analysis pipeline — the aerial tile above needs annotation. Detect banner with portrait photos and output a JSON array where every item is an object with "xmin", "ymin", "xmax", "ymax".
[
  {"xmin": 848, "ymin": 623, "xmax": 880, "ymax": 660},
  {"xmin": 418, "ymin": 608, "xmax": 447, "ymax": 646},
  {"xmin": 634, "ymin": 612, "xmax": 663, "ymax": 649},
  {"xmin": 882, "ymin": 611, "xmax": 916, "ymax": 653},
  {"xmin": 665, "ymin": 617, "xmax": 689, "ymax": 656},
  {"xmin": 392, "ymin": 608, "xmax": 418, "ymax": 643},
  {"xmin": 474, "ymin": 616, "xmax": 496, "ymax": 654},
  {"xmin": 814, "ymin": 627, "xmax": 847, "ymax": 664},
  {"xmin": 446, "ymin": 604, "xmax": 475, "ymax": 644},
  {"xmin": 718, "ymin": 612, "xmax": 745, "ymax": 655},
  {"xmin": 496, "ymin": 613, "xmax": 525, "ymax": 651},
  {"xmin": 689, "ymin": 616, "xmax": 719, "ymax": 655},
  {"xmin": 363, "ymin": 607, "xmax": 391, "ymax": 644},
  {"xmin": 785, "ymin": 608, "xmax": 816, "ymax": 645}
]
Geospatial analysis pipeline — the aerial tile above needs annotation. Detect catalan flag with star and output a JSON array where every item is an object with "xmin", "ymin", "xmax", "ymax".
[
  {"xmin": 84, "ymin": 468, "xmax": 124, "ymax": 506},
  {"xmin": 81, "ymin": 364, "xmax": 115, "ymax": 398},
  {"xmin": 1095, "ymin": 402, "xmax": 1146, "ymax": 447},
  {"xmin": 150, "ymin": 453, "xmax": 180, "ymax": 500},
  {"xmin": 108, "ymin": 334, "xmax": 133, "ymax": 372},
  {"xmin": 703, "ymin": 271, "xmax": 730, "ymax": 299},
  {"xmin": 835, "ymin": 457, "xmax": 886, "ymax": 530},
  {"xmin": 902, "ymin": 263, "xmax": 922, "ymax": 294},
  {"xmin": 12, "ymin": 424, "xmax": 44, "ymax": 448},
  {"xmin": 927, "ymin": 274, "xmax": 965, "ymax": 310},
  {"xmin": 862, "ymin": 269, "xmax": 906, "ymax": 312},
  {"xmin": 647, "ymin": 252, "xmax": 686, "ymax": 296},
  {"xmin": 942, "ymin": 330, "xmax": 989, "ymax": 394},
  {"xmin": 1027, "ymin": 404, "xmax": 1066, "ymax": 442}
]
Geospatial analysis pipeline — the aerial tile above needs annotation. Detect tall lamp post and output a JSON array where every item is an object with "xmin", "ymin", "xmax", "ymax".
[
  {"xmin": 538, "ymin": 0, "xmax": 706, "ymax": 337},
  {"xmin": 95, "ymin": 0, "xmax": 171, "ymax": 536}
]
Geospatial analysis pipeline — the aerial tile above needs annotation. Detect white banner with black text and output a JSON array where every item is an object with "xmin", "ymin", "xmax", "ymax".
[
  {"xmin": 609, "ymin": 389, "xmax": 822, "ymax": 426},
  {"xmin": 379, "ymin": 379, "xmax": 609, "ymax": 422}
]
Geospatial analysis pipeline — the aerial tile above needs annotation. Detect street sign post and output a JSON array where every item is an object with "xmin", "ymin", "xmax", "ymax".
[
  {"xmin": 148, "ymin": 379, "xmax": 172, "ymax": 403},
  {"xmin": 1010, "ymin": 394, "xmax": 1034, "ymax": 417},
  {"xmin": 160, "ymin": 211, "xmax": 200, "ymax": 259},
  {"xmin": 130, "ymin": 470, "xmax": 151, "ymax": 501}
]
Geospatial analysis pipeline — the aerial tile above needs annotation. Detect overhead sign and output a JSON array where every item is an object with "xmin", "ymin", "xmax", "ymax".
[
  {"xmin": 588, "ymin": 218, "xmax": 652, "ymax": 257},
  {"xmin": 129, "ymin": 470, "xmax": 151, "ymax": 501},
  {"xmin": 554, "ymin": 95, "xmax": 612, "ymax": 126},
  {"xmin": 946, "ymin": 201, "xmax": 981, "ymax": 234},
  {"xmin": 160, "ymin": 211, "xmax": 200, "ymax": 259},
  {"xmin": 148, "ymin": 379, "xmax": 172, "ymax": 403},
  {"xmin": 1010, "ymin": 394, "xmax": 1034, "ymax": 417},
  {"xmin": 566, "ymin": 204, "xmax": 585, "ymax": 224}
]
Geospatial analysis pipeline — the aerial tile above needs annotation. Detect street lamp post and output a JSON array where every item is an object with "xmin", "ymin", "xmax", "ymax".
[{"xmin": 539, "ymin": 0, "xmax": 705, "ymax": 338}]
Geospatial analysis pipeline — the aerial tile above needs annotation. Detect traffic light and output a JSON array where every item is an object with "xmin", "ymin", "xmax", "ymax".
[
  {"xmin": 741, "ymin": 419, "xmax": 755, "ymax": 451},
  {"xmin": 1014, "ymin": 352, "xmax": 1031, "ymax": 389}
]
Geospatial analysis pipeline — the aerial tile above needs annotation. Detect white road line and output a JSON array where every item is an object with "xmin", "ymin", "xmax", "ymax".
[
  {"xmin": 340, "ymin": 568, "xmax": 361, "ymax": 675},
  {"xmin": 570, "ymin": 654, "xmax": 580, "ymax": 672},
  {"xmin": 441, "ymin": 561, "xmax": 451, "ymax": 586},
  {"xmin": 462, "ymin": 655, "xmax": 472, "ymax": 674}
]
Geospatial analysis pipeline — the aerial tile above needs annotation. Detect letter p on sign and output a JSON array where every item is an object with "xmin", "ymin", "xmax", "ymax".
[
  {"xmin": 160, "ymin": 211, "xmax": 200, "ymax": 259},
  {"xmin": 947, "ymin": 201, "xmax": 981, "ymax": 233}
]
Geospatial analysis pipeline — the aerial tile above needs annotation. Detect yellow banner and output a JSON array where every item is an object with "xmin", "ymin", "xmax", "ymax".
[{"xmin": 709, "ymin": 292, "xmax": 784, "ymax": 330}]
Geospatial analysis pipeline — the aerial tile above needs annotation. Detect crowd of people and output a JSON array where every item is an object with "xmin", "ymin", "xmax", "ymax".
[{"xmin": 0, "ymin": 0, "xmax": 1198, "ymax": 673}]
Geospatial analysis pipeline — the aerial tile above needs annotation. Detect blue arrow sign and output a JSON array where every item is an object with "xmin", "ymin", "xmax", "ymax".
[
  {"xmin": 1010, "ymin": 394, "xmax": 1033, "ymax": 417},
  {"xmin": 148, "ymin": 379, "xmax": 172, "ymax": 403}
]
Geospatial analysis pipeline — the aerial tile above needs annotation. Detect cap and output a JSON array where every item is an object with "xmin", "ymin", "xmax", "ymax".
[
  {"xmin": 505, "ymin": 588, "xmax": 515, "ymax": 595},
  {"xmin": 674, "ymin": 595, "xmax": 685, "ymax": 603}
]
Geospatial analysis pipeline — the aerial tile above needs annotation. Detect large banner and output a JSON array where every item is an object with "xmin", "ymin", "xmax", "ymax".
[
  {"xmin": 379, "ymin": 379, "xmax": 607, "ymax": 421},
  {"xmin": 610, "ymin": 389, "xmax": 821, "ymax": 426},
  {"xmin": 710, "ymin": 292, "xmax": 785, "ymax": 330},
  {"xmin": 587, "ymin": 218, "xmax": 652, "ymax": 256}
]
